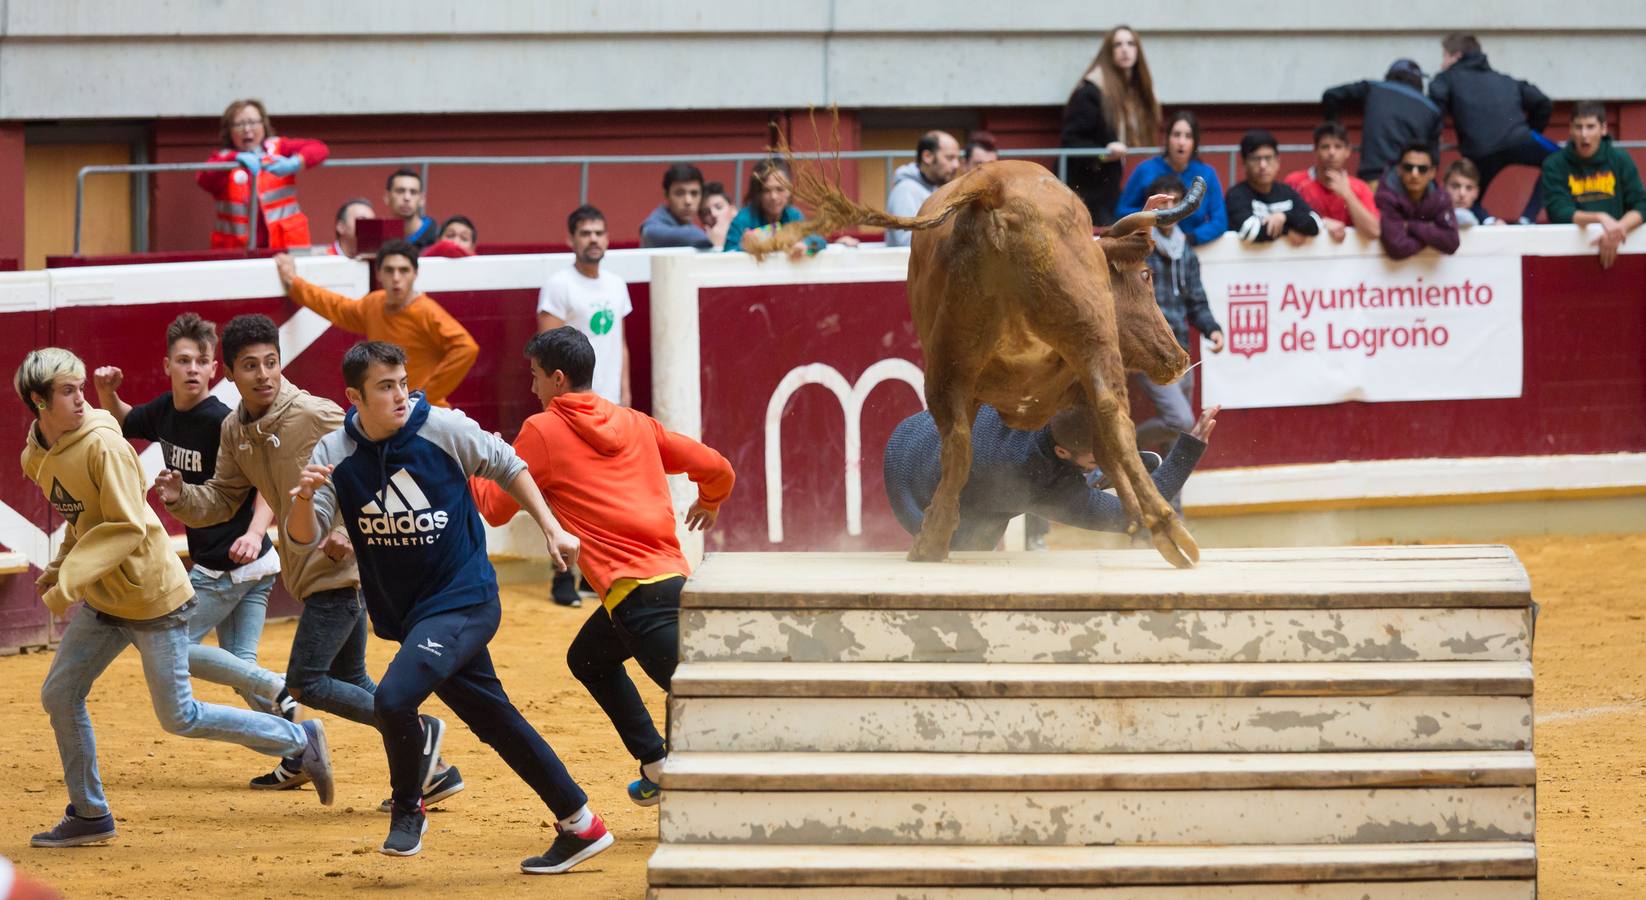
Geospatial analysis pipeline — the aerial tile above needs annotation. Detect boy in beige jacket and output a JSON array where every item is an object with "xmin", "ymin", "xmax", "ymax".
[
  {"xmin": 17, "ymin": 348, "xmax": 333, "ymax": 849},
  {"xmin": 157, "ymin": 315, "xmax": 461, "ymax": 807}
]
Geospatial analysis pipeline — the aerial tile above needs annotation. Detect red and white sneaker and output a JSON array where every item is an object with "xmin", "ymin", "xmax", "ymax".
[{"xmin": 519, "ymin": 813, "xmax": 614, "ymax": 874}]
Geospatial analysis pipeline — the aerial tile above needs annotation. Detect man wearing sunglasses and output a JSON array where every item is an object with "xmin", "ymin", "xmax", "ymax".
[{"xmin": 1375, "ymin": 143, "xmax": 1460, "ymax": 260}]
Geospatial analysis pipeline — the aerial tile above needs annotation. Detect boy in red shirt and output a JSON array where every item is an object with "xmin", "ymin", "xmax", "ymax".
[
  {"xmin": 472, "ymin": 327, "xmax": 734, "ymax": 805},
  {"xmin": 1284, "ymin": 121, "xmax": 1381, "ymax": 243}
]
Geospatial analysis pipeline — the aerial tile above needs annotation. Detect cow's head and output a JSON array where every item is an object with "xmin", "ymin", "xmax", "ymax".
[{"xmin": 1099, "ymin": 178, "xmax": 1206, "ymax": 385}]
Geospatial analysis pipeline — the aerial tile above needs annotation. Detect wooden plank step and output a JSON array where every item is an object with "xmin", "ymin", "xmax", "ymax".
[
  {"xmin": 683, "ymin": 549, "xmax": 1533, "ymax": 612},
  {"xmin": 659, "ymin": 785, "xmax": 1533, "ymax": 846},
  {"xmin": 671, "ymin": 661, "xmax": 1533, "ymax": 699},
  {"xmin": 660, "ymin": 751, "xmax": 1537, "ymax": 791},
  {"xmin": 670, "ymin": 696, "xmax": 1532, "ymax": 754},
  {"xmin": 681, "ymin": 607, "xmax": 1533, "ymax": 663},
  {"xmin": 648, "ymin": 882, "xmax": 1537, "ymax": 899},
  {"xmin": 646, "ymin": 842, "xmax": 1536, "ymax": 888}
]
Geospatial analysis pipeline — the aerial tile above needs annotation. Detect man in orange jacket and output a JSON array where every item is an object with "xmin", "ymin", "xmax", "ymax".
[
  {"xmin": 275, "ymin": 240, "xmax": 479, "ymax": 407},
  {"xmin": 471, "ymin": 327, "xmax": 733, "ymax": 808}
]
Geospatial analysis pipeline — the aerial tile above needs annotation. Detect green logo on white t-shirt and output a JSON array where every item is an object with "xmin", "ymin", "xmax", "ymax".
[{"xmin": 590, "ymin": 308, "xmax": 615, "ymax": 335}]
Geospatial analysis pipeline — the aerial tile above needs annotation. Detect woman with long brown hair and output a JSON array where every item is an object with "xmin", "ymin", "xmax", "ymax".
[{"xmin": 1060, "ymin": 26, "xmax": 1162, "ymax": 226}]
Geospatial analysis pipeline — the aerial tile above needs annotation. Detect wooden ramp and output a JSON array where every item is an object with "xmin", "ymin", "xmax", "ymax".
[{"xmin": 648, "ymin": 547, "xmax": 1538, "ymax": 898}]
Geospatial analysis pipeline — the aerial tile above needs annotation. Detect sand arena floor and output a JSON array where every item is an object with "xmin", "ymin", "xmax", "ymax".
[{"xmin": 1, "ymin": 532, "xmax": 1642, "ymax": 898}]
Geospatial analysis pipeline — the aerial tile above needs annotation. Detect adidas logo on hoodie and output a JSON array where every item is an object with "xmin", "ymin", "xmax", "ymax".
[{"xmin": 357, "ymin": 468, "xmax": 449, "ymax": 546}]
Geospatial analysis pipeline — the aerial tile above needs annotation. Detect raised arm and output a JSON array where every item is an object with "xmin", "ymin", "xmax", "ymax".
[
  {"xmin": 420, "ymin": 302, "xmax": 480, "ymax": 405},
  {"xmin": 279, "ymin": 258, "xmax": 370, "ymax": 333},
  {"xmin": 161, "ymin": 423, "xmax": 253, "ymax": 527}
]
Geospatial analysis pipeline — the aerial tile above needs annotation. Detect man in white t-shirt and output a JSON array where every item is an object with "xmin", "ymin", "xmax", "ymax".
[{"xmin": 538, "ymin": 204, "xmax": 632, "ymax": 407}]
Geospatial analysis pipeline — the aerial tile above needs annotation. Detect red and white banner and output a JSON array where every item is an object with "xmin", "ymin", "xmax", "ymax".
[{"xmin": 1198, "ymin": 254, "xmax": 1523, "ymax": 410}]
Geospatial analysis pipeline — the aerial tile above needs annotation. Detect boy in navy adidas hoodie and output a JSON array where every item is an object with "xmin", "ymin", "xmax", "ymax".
[{"xmin": 284, "ymin": 340, "xmax": 609, "ymax": 874}]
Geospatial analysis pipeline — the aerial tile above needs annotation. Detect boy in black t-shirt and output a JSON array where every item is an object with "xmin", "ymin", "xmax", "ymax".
[{"xmin": 93, "ymin": 313, "xmax": 295, "ymax": 725}]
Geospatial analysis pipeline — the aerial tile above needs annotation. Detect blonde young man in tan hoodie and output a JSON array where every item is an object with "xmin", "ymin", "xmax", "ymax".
[
  {"xmin": 156, "ymin": 314, "xmax": 462, "ymax": 807},
  {"xmin": 17, "ymin": 348, "xmax": 333, "ymax": 850}
]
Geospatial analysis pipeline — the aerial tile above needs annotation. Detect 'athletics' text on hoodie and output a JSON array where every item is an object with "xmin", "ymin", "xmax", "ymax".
[
  {"xmin": 293, "ymin": 392, "xmax": 524, "ymax": 642},
  {"xmin": 22, "ymin": 409, "xmax": 192, "ymax": 620},
  {"xmin": 471, "ymin": 391, "xmax": 734, "ymax": 599}
]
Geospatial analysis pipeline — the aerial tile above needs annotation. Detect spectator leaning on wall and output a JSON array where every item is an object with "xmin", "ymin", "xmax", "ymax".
[
  {"xmin": 1226, "ymin": 130, "xmax": 1321, "ymax": 245},
  {"xmin": 1376, "ymin": 143, "xmax": 1460, "ymax": 260},
  {"xmin": 1541, "ymin": 101, "xmax": 1646, "ymax": 270},
  {"xmin": 699, "ymin": 182, "xmax": 736, "ymax": 251},
  {"xmin": 422, "ymin": 216, "xmax": 478, "ymax": 258},
  {"xmin": 197, "ymin": 99, "xmax": 328, "ymax": 251},
  {"xmin": 1322, "ymin": 58, "xmax": 1442, "ymax": 183},
  {"xmin": 1429, "ymin": 33, "xmax": 1555, "ymax": 224},
  {"xmin": 885, "ymin": 131, "xmax": 961, "ymax": 247},
  {"xmin": 1444, "ymin": 160, "xmax": 1501, "ymax": 228},
  {"xmin": 640, "ymin": 164, "xmax": 713, "ymax": 249},
  {"xmin": 1115, "ymin": 110, "xmax": 1227, "ymax": 245},
  {"xmin": 1283, "ymin": 121, "xmax": 1380, "ymax": 243}
]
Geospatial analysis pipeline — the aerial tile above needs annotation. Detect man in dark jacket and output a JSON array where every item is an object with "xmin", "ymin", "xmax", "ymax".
[
  {"xmin": 883, "ymin": 404, "xmax": 1216, "ymax": 552},
  {"xmin": 1428, "ymin": 33, "xmax": 1556, "ymax": 223},
  {"xmin": 1134, "ymin": 175, "xmax": 1223, "ymax": 454},
  {"xmin": 1541, "ymin": 101, "xmax": 1646, "ymax": 269},
  {"xmin": 1376, "ymin": 144, "xmax": 1460, "ymax": 260},
  {"xmin": 1322, "ymin": 58, "xmax": 1443, "ymax": 182}
]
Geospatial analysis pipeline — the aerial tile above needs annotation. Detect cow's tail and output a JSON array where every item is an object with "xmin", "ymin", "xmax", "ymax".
[{"xmin": 742, "ymin": 111, "xmax": 1001, "ymax": 257}]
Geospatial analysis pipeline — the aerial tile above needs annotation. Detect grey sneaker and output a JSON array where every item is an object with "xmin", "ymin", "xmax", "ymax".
[
  {"xmin": 30, "ymin": 805, "xmax": 116, "ymax": 848},
  {"xmin": 380, "ymin": 804, "xmax": 427, "ymax": 857},
  {"xmin": 299, "ymin": 719, "xmax": 335, "ymax": 806}
]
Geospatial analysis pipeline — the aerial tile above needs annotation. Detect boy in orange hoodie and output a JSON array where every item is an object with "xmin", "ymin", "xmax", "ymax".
[
  {"xmin": 472, "ymin": 327, "xmax": 733, "ymax": 806},
  {"xmin": 275, "ymin": 240, "xmax": 478, "ymax": 407}
]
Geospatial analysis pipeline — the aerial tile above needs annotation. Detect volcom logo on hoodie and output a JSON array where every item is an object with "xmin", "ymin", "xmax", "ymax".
[
  {"xmin": 357, "ymin": 468, "xmax": 449, "ymax": 547},
  {"xmin": 49, "ymin": 479, "xmax": 84, "ymax": 526}
]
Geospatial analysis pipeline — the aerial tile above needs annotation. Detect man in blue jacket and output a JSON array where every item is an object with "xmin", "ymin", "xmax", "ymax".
[
  {"xmin": 883, "ymin": 404, "xmax": 1217, "ymax": 551},
  {"xmin": 1428, "ymin": 33, "xmax": 1555, "ymax": 223},
  {"xmin": 286, "ymin": 340, "xmax": 609, "ymax": 874}
]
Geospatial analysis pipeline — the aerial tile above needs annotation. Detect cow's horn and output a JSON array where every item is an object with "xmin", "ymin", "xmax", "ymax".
[{"xmin": 1106, "ymin": 176, "xmax": 1207, "ymax": 237}]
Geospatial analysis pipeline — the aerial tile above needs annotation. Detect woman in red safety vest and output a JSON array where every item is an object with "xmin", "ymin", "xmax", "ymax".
[{"xmin": 196, "ymin": 99, "xmax": 329, "ymax": 250}]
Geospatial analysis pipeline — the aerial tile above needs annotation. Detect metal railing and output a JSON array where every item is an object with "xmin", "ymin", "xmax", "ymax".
[{"xmin": 74, "ymin": 140, "xmax": 1646, "ymax": 254}]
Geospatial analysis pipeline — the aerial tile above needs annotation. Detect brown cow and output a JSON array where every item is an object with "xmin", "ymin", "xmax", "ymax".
[{"xmin": 751, "ymin": 158, "xmax": 1204, "ymax": 567}]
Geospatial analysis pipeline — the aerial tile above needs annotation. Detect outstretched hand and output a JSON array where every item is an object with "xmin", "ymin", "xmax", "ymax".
[
  {"xmin": 684, "ymin": 501, "xmax": 718, "ymax": 532},
  {"xmin": 1190, "ymin": 404, "xmax": 1221, "ymax": 442},
  {"xmin": 289, "ymin": 463, "xmax": 333, "ymax": 501},
  {"xmin": 153, "ymin": 469, "xmax": 183, "ymax": 504},
  {"xmin": 1142, "ymin": 193, "xmax": 1174, "ymax": 212}
]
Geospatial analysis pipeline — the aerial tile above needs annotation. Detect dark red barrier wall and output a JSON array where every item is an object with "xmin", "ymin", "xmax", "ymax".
[
  {"xmin": 699, "ymin": 282, "xmax": 925, "ymax": 553},
  {"xmin": 693, "ymin": 256, "xmax": 1646, "ymax": 552},
  {"xmin": 0, "ymin": 307, "xmax": 56, "ymax": 650}
]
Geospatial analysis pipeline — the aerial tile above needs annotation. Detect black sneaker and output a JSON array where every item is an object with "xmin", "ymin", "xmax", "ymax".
[
  {"xmin": 376, "ymin": 763, "xmax": 467, "ymax": 813},
  {"xmin": 520, "ymin": 814, "xmax": 614, "ymax": 875},
  {"xmin": 380, "ymin": 804, "xmax": 427, "ymax": 857},
  {"xmin": 418, "ymin": 715, "xmax": 447, "ymax": 791},
  {"xmin": 249, "ymin": 756, "xmax": 310, "ymax": 791},
  {"xmin": 274, "ymin": 687, "xmax": 299, "ymax": 722},
  {"xmin": 30, "ymin": 805, "xmax": 116, "ymax": 848},
  {"xmin": 550, "ymin": 569, "xmax": 582, "ymax": 608},
  {"xmin": 299, "ymin": 719, "xmax": 336, "ymax": 806}
]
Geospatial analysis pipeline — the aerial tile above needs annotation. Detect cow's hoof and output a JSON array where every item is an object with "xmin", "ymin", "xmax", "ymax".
[
  {"xmin": 906, "ymin": 544, "xmax": 950, "ymax": 563},
  {"xmin": 1151, "ymin": 518, "xmax": 1200, "ymax": 569}
]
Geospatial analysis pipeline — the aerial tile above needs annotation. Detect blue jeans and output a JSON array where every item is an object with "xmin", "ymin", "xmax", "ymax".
[
  {"xmin": 287, "ymin": 587, "xmax": 377, "ymax": 726},
  {"xmin": 41, "ymin": 603, "xmax": 308, "ymax": 818},
  {"xmin": 187, "ymin": 568, "xmax": 281, "ymax": 712},
  {"xmin": 1131, "ymin": 369, "xmax": 1195, "ymax": 452}
]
